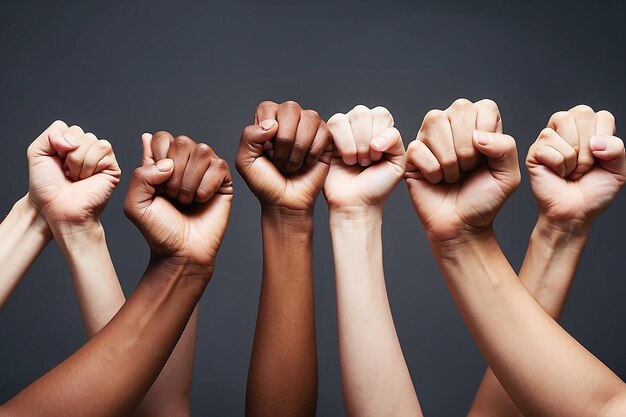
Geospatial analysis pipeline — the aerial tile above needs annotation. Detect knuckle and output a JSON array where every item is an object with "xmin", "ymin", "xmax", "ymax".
[
  {"xmin": 476, "ymin": 98, "xmax": 499, "ymax": 111},
  {"xmin": 438, "ymin": 152, "xmax": 458, "ymax": 167},
  {"xmin": 327, "ymin": 113, "xmax": 347, "ymax": 127},
  {"xmin": 98, "ymin": 139, "xmax": 112, "ymax": 151},
  {"xmin": 423, "ymin": 109, "xmax": 447, "ymax": 125},
  {"xmin": 50, "ymin": 120, "xmax": 68, "ymax": 129},
  {"xmin": 257, "ymin": 100, "xmax": 277, "ymax": 110},
  {"xmin": 538, "ymin": 127, "xmax": 556, "ymax": 140},
  {"xmin": 597, "ymin": 110, "xmax": 616, "ymax": 123},
  {"xmin": 456, "ymin": 147, "xmax": 476, "ymax": 160},
  {"xmin": 549, "ymin": 111, "xmax": 570, "ymax": 126},
  {"xmin": 302, "ymin": 109, "xmax": 320, "ymax": 120},
  {"xmin": 451, "ymin": 98, "xmax": 473, "ymax": 109},
  {"xmin": 571, "ymin": 104, "xmax": 595, "ymax": 114},
  {"xmin": 280, "ymin": 100, "xmax": 301, "ymax": 110},
  {"xmin": 195, "ymin": 143, "xmax": 213, "ymax": 155}
]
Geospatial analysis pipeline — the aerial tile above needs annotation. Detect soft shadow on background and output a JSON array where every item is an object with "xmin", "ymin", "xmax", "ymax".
[{"xmin": 1, "ymin": 1, "xmax": 625, "ymax": 415}]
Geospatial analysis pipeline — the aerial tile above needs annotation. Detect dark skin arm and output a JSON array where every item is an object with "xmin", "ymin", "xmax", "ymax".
[
  {"xmin": 0, "ymin": 134, "xmax": 233, "ymax": 417},
  {"xmin": 238, "ymin": 100, "xmax": 331, "ymax": 417}
]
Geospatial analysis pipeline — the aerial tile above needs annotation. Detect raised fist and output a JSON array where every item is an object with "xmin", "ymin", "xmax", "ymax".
[
  {"xmin": 527, "ymin": 106, "xmax": 626, "ymax": 224},
  {"xmin": 124, "ymin": 132, "xmax": 233, "ymax": 270},
  {"xmin": 27, "ymin": 120, "xmax": 121, "ymax": 234},
  {"xmin": 235, "ymin": 100, "xmax": 331, "ymax": 211},
  {"xmin": 323, "ymin": 105, "xmax": 405, "ymax": 210},
  {"xmin": 405, "ymin": 99, "xmax": 521, "ymax": 242}
]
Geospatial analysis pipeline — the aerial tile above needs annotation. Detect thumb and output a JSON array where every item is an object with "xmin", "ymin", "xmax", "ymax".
[
  {"xmin": 236, "ymin": 119, "xmax": 278, "ymax": 167},
  {"xmin": 473, "ymin": 130, "xmax": 521, "ymax": 188},
  {"xmin": 590, "ymin": 135, "xmax": 626, "ymax": 178},
  {"xmin": 29, "ymin": 120, "xmax": 77, "ymax": 159},
  {"xmin": 124, "ymin": 159, "xmax": 174, "ymax": 221}
]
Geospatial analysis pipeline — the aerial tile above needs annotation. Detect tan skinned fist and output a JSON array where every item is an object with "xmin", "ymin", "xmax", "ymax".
[
  {"xmin": 405, "ymin": 99, "xmax": 521, "ymax": 242},
  {"xmin": 124, "ymin": 132, "xmax": 233, "ymax": 272}
]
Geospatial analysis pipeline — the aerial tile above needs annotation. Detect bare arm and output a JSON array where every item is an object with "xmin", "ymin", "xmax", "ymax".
[
  {"xmin": 468, "ymin": 106, "xmax": 625, "ymax": 417},
  {"xmin": 325, "ymin": 105, "xmax": 422, "ymax": 417},
  {"xmin": 0, "ymin": 195, "xmax": 51, "ymax": 308},
  {"xmin": 239, "ymin": 101, "xmax": 331, "ymax": 417}
]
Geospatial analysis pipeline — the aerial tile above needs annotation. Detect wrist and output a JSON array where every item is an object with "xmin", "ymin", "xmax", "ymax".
[
  {"xmin": 329, "ymin": 206, "xmax": 382, "ymax": 231},
  {"xmin": 429, "ymin": 227, "xmax": 498, "ymax": 261},
  {"xmin": 54, "ymin": 221, "xmax": 107, "ymax": 256},
  {"xmin": 148, "ymin": 254, "xmax": 214, "ymax": 283},
  {"xmin": 261, "ymin": 205, "xmax": 314, "ymax": 232},
  {"xmin": 14, "ymin": 194, "xmax": 53, "ymax": 242},
  {"xmin": 534, "ymin": 214, "xmax": 592, "ymax": 240}
]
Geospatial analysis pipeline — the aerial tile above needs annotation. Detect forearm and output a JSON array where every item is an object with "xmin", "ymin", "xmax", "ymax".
[
  {"xmin": 331, "ymin": 208, "xmax": 421, "ymax": 417},
  {"xmin": 246, "ymin": 207, "xmax": 318, "ymax": 417},
  {"xmin": 55, "ymin": 223, "xmax": 125, "ymax": 336},
  {"xmin": 437, "ymin": 231, "xmax": 625, "ymax": 417},
  {"xmin": 0, "ymin": 257, "xmax": 209, "ymax": 417},
  {"xmin": 0, "ymin": 195, "xmax": 52, "ymax": 308},
  {"xmin": 468, "ymin": 217, "xmax": 591, "ymax": 416}
]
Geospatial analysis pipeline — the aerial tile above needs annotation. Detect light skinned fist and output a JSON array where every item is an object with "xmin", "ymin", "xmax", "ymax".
[
  {"xmin": 405, "ymin": 99, "xmax": 521, "ymax": 242},
  {"xmin": 27, "ymin": 120, "xmax": 121, "ymax": 234},
  {"xmin": 235, "ymin": 100, "xmax": 331, "ymax": 212},
  {"xmin": 323, "ymin": 105, "xmax": 405, "ymax": 211},
  {"xmin": 527, "ymin": 106, "xmax": 626, "ymax": 225},
  {"xmin": 124, "ymin": 133, "xmax": 233, "ymax": 271}
]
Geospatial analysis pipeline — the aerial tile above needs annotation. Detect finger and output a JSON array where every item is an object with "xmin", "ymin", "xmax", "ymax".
[
  {"xmin": 406, "ymin": 140, "xmax": 442, "ymax": 183},
  {"xmin": 124, "ymin": 159, "xmax": 174, "ymax": 221},
  {"xmin": 164, "ymin": 135, "xmax": 194, "ymax": 199},
  {"xmin": 196, "ymin": 157, "xmax": 232, "ymax": 202},
  {"xmin": 151, "ymin": 131, "xmax": 175, "ymax": 162},
  {"xmin": 285, "ymin": 109, "xmax": 319, "ymax": 174},
  {"xmin": 371, "ymin": 106, "xmax": 394, "ymax": 161},
  {"xmin": 419, "ymin": 110, "xmax": 459, "ymax": 183},
  {"xmin": 596, "ymin": 110, "xmax": 617, "ymax": 136},
  {"xmin": 273, "ymin": 101, "xmax": 301, "ymax": 171},
  {"xmin": 475, "ymin": 99, "xmax": 502, "ymax": 133},
  {"xmin": 179, "ymin": 143, "xmax": 215, "ymax": 205},
  {"xmin": 305, "ymin": 123, "xmax": 332, "ymax": 166},
  {"xmin": 530, "ymin": 128, "xmax": 578, "ymax": 177},
  {"xmin": 29, "ymin": 120, "xmax": 76, "ymax": 159},
  {"xmin": 448, "ymin": 98, "xmax": 480, "ymax": 171},
  {"xmin": 255, "ymin": 100, "xmax": 278, "ymax": 124},
  {"xmin": 142, "ymin": 133, "xmax": 154, "ymax": 165},
  {"xmin": 327, "ymin": 113, "xmax": 357, "ymax": 165},
  {"xmin": 590, "ymin": 135, "xmax": 626, "ymax": 176},
  {"xmin": 348, "ymin": 105, "xmax": 373, "ymax": 166},
  {"xmin": 571, "ymin": 105, "xmax": 597, "ymax": 178},
  {"xmin": 473, "ymin": 130, "xmax": 520, "ymax": 188},
  {"xmin": 548, "ymin": 111, "xmax": 579, "ymax": 150},
  {"xmin": 80, "ymin": 139, "xmax": 115, "ymax": 179},
  {"xmin": 235, "ymin": 120, "xmax": 279, "ymax": 175},
  {"xmin": 65, "ymin": 131, "xmax": 97, "ymax": 180}
]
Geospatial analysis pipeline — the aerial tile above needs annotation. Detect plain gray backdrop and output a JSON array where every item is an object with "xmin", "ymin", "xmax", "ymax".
[{"xmin": 1, "ymin": 0, "xmax": 625, "ymax": 415}]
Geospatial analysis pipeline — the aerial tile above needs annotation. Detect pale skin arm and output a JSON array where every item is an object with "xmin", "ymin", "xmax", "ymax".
[
  {"xmin": 330, "ymin": 209, "xmax": 422, "ymax": 417},
  {"xmin": 405, "ymin": 99, "xmax": 626, "ymax": 416},
  {"xmin": 0, "ymin": 195, "xmax": 51, "ymax": 308},
  {"xmin": 468, "ymin": 106, "xmax": 625, "ymax": 417},
  {"xmin": 324, "ymin": 105, "xmax": 422, "ymax": 417},
  {"xmin": 435, "ymin": 232, "xmax": 626, "ymax": 417}
]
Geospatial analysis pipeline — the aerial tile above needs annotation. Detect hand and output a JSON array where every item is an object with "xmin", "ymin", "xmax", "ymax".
[
  {"xmin": 405, "ymin": 99, "xmax": 521, "ymax": 242},
  {"xmin": 526, "ymin": 106, "xmax": 626, "ymax": 226},
  {"xmin": 323, "ymin": 105, "xmax": 405, "ymax": 211},
  {"xmin": 27, "ymin": 120, "xmax": 121, "ymax": 234},
  {"xmin": 124, "ymin": 132, "xmax": 233, "ymax": 270},
  {"xmin": 235, "ymin": 100, "xmax": 331, "ymax": 211}
]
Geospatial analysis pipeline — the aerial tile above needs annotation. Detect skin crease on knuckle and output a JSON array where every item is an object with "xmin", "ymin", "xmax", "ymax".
[{"xmin": 5, "ymin": 88, "xmax": 626, "ymax": 417}]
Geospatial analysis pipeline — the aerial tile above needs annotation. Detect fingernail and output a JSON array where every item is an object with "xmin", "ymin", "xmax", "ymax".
[
  {"xmin": 371, "ymin": 136, "xmax": 388, "ymax": 151},
  {"xmin": 591, "ymin": 135, "xmax": 609, "ymax": 151},
  {"xmin": 157, "ymin": 159, "xmax": 173, "ymax": 172},
  {"xmin": 142, "ymin": 132, "xmax": 153, "ymax": 140},
  {"xmin": 360, "ymin": 158, "xmax": 371, "ymax": 166},
  {"xmin": 63, "ymin": 134, "xmax": 76, "ymax": 146},
  {"xmin": 474, "ymin": 130, "xmax": 491, "ymax": 146},
  {"xmin": 570, "ymin": 172, "xmax": 583, "ymax": 180},
  {"xmin": 260, "ymin": 119, "xmax": 276, "ymax": 131}
]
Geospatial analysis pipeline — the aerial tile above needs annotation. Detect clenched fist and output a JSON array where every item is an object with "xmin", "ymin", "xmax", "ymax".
[
  {"xmin": 405, "ymin": 99, "xmax": 521, "ymax": 242},
  {"xmin": 527, "ymin": 106, "xmax": 626, "ymax": 224},
  {"xmin": 236, "ymin": 100, "xmax": 331, "ymax": 211},
  {"xmin": 27, "ymin": 120, "xmax": 121, "ymax": 234},
  {"xmin": 124, "ymin": 132, "xmax": 233, "ymax": 271},
  {"xmin": 323, "ymin": 105, "xmax": 405, "ymax": 210}
]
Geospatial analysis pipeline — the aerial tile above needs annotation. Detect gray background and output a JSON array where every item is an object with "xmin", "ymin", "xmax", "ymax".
[{"xmin": 1, "ymin": 0, "xmax": 625, "ymax": 415}]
